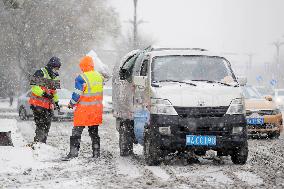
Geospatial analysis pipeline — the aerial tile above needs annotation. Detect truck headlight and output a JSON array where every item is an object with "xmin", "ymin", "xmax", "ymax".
[
  {"xmin": 232, "ymin": 126, "xmax": 243, "ymax": 134},
  {"xmin": 276, "ymin": 97, "xmax": 283, "ymax": 103},
  {"xmin": 226, "ymin": 98, "xmax": 245, "ymax": 115},
  {"xmin": 150, "ymin": 98, "xmax": 178, "ymax": 115}
]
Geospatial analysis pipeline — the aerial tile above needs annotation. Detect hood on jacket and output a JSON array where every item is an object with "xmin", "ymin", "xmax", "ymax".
[{"xmin": 79, "ymin": 56, "xmax": 94, "ymax": 72}]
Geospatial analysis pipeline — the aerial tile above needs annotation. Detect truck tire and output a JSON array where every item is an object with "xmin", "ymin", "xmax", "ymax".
[
  {"xmin": 268, "ymin": 132, "xmax": 280, "ymax": 139},
  {"xmin": 194, "ymin": 150, "xmax": 206, "ymax": 156},
  {"xmin": 144, "ymin": 130, "xmax": 162, "ymax": 166},
  {"xmin": 231, "ymin": 145, "xmax": 248, "ymax": 165},
  {"xmin": 119, "ymin": 119, "xmax": 133, "ymax": 156}
]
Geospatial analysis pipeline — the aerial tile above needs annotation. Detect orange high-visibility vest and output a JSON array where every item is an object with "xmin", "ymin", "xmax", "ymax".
[
  {"xmin": 29, "ymin": 68, "xmax": 58, "ymax": 109},
  {"xmin": 74, "ymin": 70, "xmax": 103, "ymax": 126}
]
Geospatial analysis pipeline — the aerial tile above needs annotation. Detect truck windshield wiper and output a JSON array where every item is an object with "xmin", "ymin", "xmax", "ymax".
[
  {"xmin": 153, "ymin": 79, "xmax": 196, "ymax": 86},
  {"xmin": 191, "ymin": 79, "xmax": 238, "ymax": 87}
]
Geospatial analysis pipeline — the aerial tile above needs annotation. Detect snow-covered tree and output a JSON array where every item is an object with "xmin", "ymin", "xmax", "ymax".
[{"xmin": 0, "ymin": 0, "xmax": 120, "ymax": 94}]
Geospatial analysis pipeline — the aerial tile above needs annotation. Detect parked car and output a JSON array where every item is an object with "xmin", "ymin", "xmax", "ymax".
[
  {"xmin": 103, "ymin": 86, "xmax": 112, "ymax": 113},
  {"xmin": 113, "ymin": 47, "xmax": 248, "ymax": 165},
  {"xmin": 254, "ymin": 85, "xmax": 273, "ymax": 97},
  {"xmin": 274, "ymin": 89, "xmax": 284, "ymax": 110},
  {"xmin": 17, "ymin": 88, "xmax": 74, "ymax": 120},
  {"xmin": 243, "ymin": 86, "xmax": 283, "ymax": 138}
]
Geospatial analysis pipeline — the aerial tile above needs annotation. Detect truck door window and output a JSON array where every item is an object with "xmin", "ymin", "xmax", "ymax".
[
  {"xmin": 120, "ymin": 54, "xmax": 139, "ymax": 80},
  {"xmin": 140, "ymin": 59, "xmax": 149, "ymax": 76}
]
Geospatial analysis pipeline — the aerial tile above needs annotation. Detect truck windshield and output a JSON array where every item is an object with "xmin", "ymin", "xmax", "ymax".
[{"xmin": 151, "ymin": 55, "xmax": 236, "ymax": 84}]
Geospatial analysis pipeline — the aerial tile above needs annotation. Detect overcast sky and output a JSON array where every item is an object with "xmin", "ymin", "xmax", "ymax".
[{"xmin": 109, "ymin": 0, "xmax": 284, "ymax": 64}]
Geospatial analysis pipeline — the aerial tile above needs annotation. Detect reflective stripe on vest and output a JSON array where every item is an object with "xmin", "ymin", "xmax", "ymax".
[
  {"xmin": 77, "ymin": 71, "xmax": 103, "ymax": 106},
  {"xmin": 29, "ymin": 67, "xmax": 57, "ymax": 109},
  {"xmin": 31, "ymin": 94, "xmax": 52, "ymax": 103},
  {"xmin": 42, "ymin": 68, "xmax": 51, "ymax": 79},
  {"xmin": 78, "ymin": 100, "xmax": 103, "ymax": 105},
  {"xmin": 42, "ymin": 68, "xmax": 59, "ymax": 81}
]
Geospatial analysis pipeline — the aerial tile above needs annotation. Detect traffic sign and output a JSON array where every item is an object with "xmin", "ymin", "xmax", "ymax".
[
  {"xmin": 256, "ymin": 76, "xmax": 263, "ymax": 82},
  {"xmin": 270, "ymin": 79, "xmax": 277, "ymax": 86}
]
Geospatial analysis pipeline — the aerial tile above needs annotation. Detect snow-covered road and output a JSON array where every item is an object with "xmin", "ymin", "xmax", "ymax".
[{"xmin": 1, "ymin": 114, "xmax": 284, "ymax": 188}]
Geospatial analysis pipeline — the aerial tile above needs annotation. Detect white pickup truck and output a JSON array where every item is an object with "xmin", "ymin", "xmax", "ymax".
[{"xmin": 112, "ymin": 47, "xmax": 248, "ymax": 165}]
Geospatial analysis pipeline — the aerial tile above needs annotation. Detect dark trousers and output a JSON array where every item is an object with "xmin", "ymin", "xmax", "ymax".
[
  {"xmin": 32, "ymin": 106, "xmax": 52, "ymax": 143},
  {"xmin": 71, "ymin": 126, "xmax": 99, "ymax": 140},
  {"xmin": 71, "ymin": 126, "xmax": 100, "ymax": 156}
]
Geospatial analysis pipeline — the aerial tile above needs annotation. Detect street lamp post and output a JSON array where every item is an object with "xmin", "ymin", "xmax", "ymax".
[{"xmin": 272, "ymin": 41, "xmax": 284, "ymax": 87}]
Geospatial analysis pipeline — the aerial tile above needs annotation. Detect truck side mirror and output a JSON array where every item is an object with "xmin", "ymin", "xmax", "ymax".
[
  {"xmin": 237, "ymin": 76, "xmax": 247, "ymax": 86},
  {"xmin": 133, "ymin": 76, "xmax": 147, "ymax": 88},
  {"xmin": 265, "ymin": 95, "xmax": 273, "ymax": 101},
  {"xmin": 119, "ymin": 68, "xmax": 130, "ymax": 80}
]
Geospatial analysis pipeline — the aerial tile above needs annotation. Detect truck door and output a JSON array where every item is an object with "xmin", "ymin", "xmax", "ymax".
[
  {"xmin": 134, "ymin": 57, "xmax": 150, "ymax": 111},
  {"xmin": 116, "ymin": 53, "xmax": 140, "ymax": 119}
]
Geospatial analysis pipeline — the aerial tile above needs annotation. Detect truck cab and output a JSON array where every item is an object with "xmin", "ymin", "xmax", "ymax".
[{"xmin": 112, "ymin": 47, "xmax": 248, "ymax": 165}]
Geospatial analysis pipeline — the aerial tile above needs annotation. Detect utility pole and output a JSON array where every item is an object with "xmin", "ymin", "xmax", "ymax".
[
  {"xmin": 133, "ymin": 0, "xmax": 138, "ymax": 49},
  {"xmin": 272, "ymin": 41, "xmax": 284, "ymax": 87},
  {"xmin": 245, "ymin": 53, "xmax": 254, "ymax": 70}
]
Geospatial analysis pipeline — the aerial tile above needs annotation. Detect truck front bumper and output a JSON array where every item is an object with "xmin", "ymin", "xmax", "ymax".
[{"xmin": 148, "ymin": 114, "xmax": 247, "ymax": 151}]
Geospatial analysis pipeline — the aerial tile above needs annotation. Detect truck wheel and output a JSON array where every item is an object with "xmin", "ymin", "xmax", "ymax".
[
  {"xmin": 231, "ymin": 145, "xmax": 248, "ymax": 165},
  {"xmin": 217, "ymin": 151, "xmax": 228, "ymax": 157},
  {"xmin": 144, "ymin": 131, "xmax": 162, "ymax": 166},
  {"xmin": 119, "ymin": 120, "xmax": 133, "ymax": 156},
  {"xmin": 194, "ymin": 150, "xmax": 206, "ymax": 156},
  {"xmin": 268, "ymin": 132, "xmax": 280, "ymax": 139}
]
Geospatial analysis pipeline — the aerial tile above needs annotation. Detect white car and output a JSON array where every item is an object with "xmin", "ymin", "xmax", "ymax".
[
  {"xmin": 17, "ymin": 88, "xmax": 74, "ymax": 120},
  {"xmin": 274, "ymin": 89, "xmax": 284, "ymax": 110},
  {"xmin": 103, "ymin": 87, "xmax": 112, "ymax": 113}
]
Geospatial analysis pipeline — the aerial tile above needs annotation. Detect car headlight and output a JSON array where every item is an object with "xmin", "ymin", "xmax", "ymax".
[
  {"xmin": 276, "ymin": 97, "xmax": 283, "ymax": 103},
  {"xmin": 226, "ymin": 98, "xmax": 245, "ymax": 115},
  {"xmin": 150, "ymin": 98, "xmax": 178, "ymax": 115},
  {"xmin": 272, "ymin": 109, "xmax": 281, "ymax": 115}
]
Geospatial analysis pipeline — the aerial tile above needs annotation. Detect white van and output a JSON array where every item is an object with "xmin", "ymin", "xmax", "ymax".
[{"xmin": 112, "ymin": 47, "xmax": 248, "ymax": 165}]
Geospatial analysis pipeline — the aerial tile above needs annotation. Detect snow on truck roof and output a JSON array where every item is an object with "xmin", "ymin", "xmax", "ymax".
[{"xmin": 145, "ymin": 47, "xmax": 227, "ymax": 59}]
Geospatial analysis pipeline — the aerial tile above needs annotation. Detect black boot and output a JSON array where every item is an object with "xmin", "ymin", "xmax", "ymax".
[
  {"xmin": 64, "ymin": 136, "xmax": 81, "ymax": 160},
  {"xmin": 92, "ymin": 136, "xmax": 100, "ymax": 158},
  {"xmin": 34, "ymin": 129, "xmax": 46, "ymax": 143}
]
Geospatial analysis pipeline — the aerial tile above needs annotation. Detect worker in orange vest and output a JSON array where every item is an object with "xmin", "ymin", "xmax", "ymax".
[
  {"xmin": 64, "ymin": 56, "xmax": 103, "ymax": 159},
  {"xmin": 29, "ymin": 57, "xmax": 61, "ymax": 143}
]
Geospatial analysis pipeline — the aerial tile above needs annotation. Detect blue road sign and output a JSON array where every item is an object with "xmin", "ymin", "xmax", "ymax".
[
  {"xmin": 270, "ymin": 79, "xmax": 277, "ymax": 86},
  {"xmin": 256, "ymin": 76, "xmax": 263, "ymax": 82}
]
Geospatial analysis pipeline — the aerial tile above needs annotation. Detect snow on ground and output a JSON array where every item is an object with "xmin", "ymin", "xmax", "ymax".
[
  {"xmin": 0, "ymin": 98, "xmax": 17, "ymax": 111},
  {"xmin": 0, "ymin": 119, "xmax": 59, "ymax": 175},
  {"xmin": 234, "ymin": 170, "xmax": 263, "ymax": 186},
  {"xmin": 1, "ymin": 114, "xmax": 284, "ymax": 188}
]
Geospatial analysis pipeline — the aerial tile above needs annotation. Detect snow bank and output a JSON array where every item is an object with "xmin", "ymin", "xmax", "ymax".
[
  {"xmin": 0, "ymin": 147, "xmax": 43, "ymax": 174},
  {"xmin": 0, "ymin": 119, "xmax": 61, "ymax": 174}
]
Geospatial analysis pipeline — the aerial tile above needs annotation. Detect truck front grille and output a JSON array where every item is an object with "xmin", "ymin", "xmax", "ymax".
[
  {"xmin": 180, "ymin": 125, "xmax": 231, "ymax": 136},
  {"xmin": 246, "ymin": 110, "xmax": 274, "ymax": 116},
  {"xmin": 247, "ymin": 123, "xmax": 276, "ymax": 130},
  {"xmin": 174, "ymin": 106, "xmax": 229, "ymax": 118}
]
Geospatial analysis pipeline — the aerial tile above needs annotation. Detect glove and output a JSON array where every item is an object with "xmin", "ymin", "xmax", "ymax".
[
  {"xmin": 42, "ymin": 92, "xmax": 54, "ymax": 99},
  {"xmin": 54, "ymin": 102, "xmax": 60, "ymax": 110},
  {"xmin": 68, "ymin": 103, "xmax": 74, "ymax": 109}
]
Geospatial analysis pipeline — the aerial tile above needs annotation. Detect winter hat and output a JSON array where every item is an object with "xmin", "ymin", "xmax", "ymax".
[
  {"xmin": 47, "ymin": 57, "xmax": 61, "ymax": 68},
  {"xmin": 79, "ymin": 56, "xmax": 94, "ymax": 72}
]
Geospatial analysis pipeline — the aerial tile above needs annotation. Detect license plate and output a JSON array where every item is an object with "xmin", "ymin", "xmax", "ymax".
[
  {"xmin": 246, "ymin": 117, "xmax": 264, "ymax": 125},
  {"xmin": 186, "ymin": 135, "xmax": 216, "ymax": 146}
]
